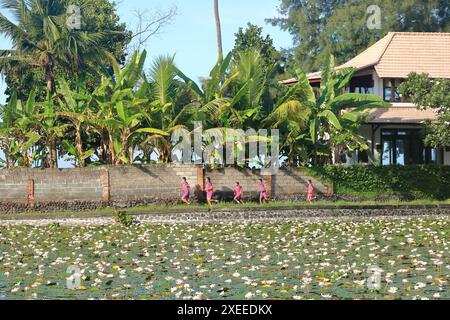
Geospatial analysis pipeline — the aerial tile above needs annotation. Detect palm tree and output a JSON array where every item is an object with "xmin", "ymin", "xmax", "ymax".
[
  {"xmin": 0, "ymin": 0, "xmax": 115, "ymax": 93},
  {"xmin": 213, "ymin": 0, "xmax": 223, "ymax": 60}
]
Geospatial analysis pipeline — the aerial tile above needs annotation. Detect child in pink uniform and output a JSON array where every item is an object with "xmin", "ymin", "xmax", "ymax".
[
  {"xmin": 259, "ymin": 178, "xmax": 268, "ymax": 204},
  {"xmin": 307, "ymin": 180, "xmax": 315, "ymax": 203},
  {"xmin": 181, "ymin": 177, "xmax": 191, "ymax": 205},
  {"xmin": 206, "ymin": 177, "xmax": 216, "ymax": 206},
  {"xmin": 234, "ymin": 182, "xmax": 244, "ymax": 204}
]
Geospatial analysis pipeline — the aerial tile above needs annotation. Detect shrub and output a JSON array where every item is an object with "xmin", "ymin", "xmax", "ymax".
[
  {"xmin": 309, "ymin": 165, "xmax": 450, "ymax": 200},
  {"xmin": 114, "ymin": 210, "xmax": 137, "ymax": 227}
]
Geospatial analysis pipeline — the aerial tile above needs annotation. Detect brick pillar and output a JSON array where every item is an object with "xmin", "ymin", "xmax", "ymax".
[
  {"xmin": 196, "ymin": 166, "xmax": 205, "ymax": 202},
  {"xmin": 265, "ymin": 175, "xmax": 272, "ymax": 199},
  {"xmin": 197, "ymin": 166, "xmax": 205, "ymax": 191},
  {"xmin": 101, "ymin": 169, "xmax": 110, "ymax": 202},
  {"xmin": 27, "ymin": 179, "xmax": 35, "ymax": 209}
]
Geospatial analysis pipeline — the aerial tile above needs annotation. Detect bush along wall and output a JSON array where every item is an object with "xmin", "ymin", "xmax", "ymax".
[{"xmin": 309, "ymin": 165, "xmax": 450, "ymax": 200}]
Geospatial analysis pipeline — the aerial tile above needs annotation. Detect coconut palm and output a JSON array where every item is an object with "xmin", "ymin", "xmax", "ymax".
[
  {"xmin": 213, "ymin": 0, "xmax": 223, "ymax": 59},
  {"xmin": 0, "ymin": 0, "xmax": 115, "ymax": 93}
]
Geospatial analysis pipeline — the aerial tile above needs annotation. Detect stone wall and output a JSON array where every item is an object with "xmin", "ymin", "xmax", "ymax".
[
  {"xmin": 0, "ymin": 165, "xmax": 329, "ymax": 212},
  {"xmin": 107, "ymin": 164, "xmax": 198, "ymax": 201},
  {"xmin": 0, "ymin": 168, "xmax": 102, "ymax": 202},
  {"xmin": 206, "ymin": 167, "xmax": 328, "ymax": 200}
]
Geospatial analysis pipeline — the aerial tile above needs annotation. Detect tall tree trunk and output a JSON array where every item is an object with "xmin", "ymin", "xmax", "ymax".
[
  {"xmin": 5, "ymin": 154, "xmax": 12, "ymax": 170},
  {"xmin": 75, "ymin": 125, "xmax": 84, "ymax": 167},
  {"xmin": 48, "ymin": 139, "xmax": 58, "ymax": 168},
  {"xmin": 213, "ymin": 0, "xmax": 223, "ymax": 60},
  {"xmin": 108, "ymin": 130, "xmax": 116, "ymax": 165},
  {"xmin": 129, "ymin": 145, "xmax": 134, "ymax": 164},
  {"xmin": 44, "ymin": 64, "xmax": 55, "ymax": 94}
]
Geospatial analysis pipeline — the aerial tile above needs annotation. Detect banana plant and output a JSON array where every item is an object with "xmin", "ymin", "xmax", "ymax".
[
  {"xmin": 35, "ymin": 94, "xmax": 69, "ymax": 168},
  {"xmin": 0, "ymin": 91, "xmax": 42, "ymax": 168},
  {"xmin": 57, "ymin": 80, "xmax": 93, "ymax": 167},
  {"xmin": 62, "ymin": 140, "xmax": 95, "ymax": 168},
  {"xmin": 90, "ymin": 50, "xmax": 169, "ymax": 165},
  {"xmin": 266, "ymin": 54, "xmax": 389, "ymax": 165}
]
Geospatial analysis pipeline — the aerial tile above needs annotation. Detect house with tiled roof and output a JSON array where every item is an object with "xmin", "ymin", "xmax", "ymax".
[{"xmin": 283, "ymin": 32, "xmax": 450, "ymax": 165}]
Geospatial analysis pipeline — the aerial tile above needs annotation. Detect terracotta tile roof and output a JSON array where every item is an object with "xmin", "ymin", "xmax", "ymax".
[
  {"xmin": 375, "ymin": 33, "xmax": 450, "ymax": 78},
  {"xmin": 281, "ymin": 32, "xmax": 450, "ymax": 83},
  {"xmin": 366, "ymin": 107, "xmax": 438, "ymax": 124}
]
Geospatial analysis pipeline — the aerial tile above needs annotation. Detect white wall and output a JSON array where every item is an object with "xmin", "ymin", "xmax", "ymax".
[
  {"xmin": 444, "ymin": 151, "xmax": 450, "ymax": 165},
  {"xmin": 372, "ymin": 71, "xmax": 384, "ymax": 98}
]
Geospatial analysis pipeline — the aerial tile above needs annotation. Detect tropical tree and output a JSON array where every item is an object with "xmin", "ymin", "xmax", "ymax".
[
  {"xmin": 213, "ymin": 0, "xmax": 223, "ymax": 59},
  {"xmin": 265, "ymin": 54, "xmax": 388, "ymax": 165},
  {"xmin": 57, "ymin": 81, "xmax": 94, "ymax": 167},
  {"xmin": 399, "ymin": 73, "xmax": 450, "ymax": 149},
  {"xmin": 0, "ymin": 0, "xmax": 118, "ymax": 94},
  {"xmin": 0, "ymin": 92, "xmax": 41, "ymax": 168},
  {"xmin": 35, "ymin": 94, "xmax": 70, "ymax": 168},
  {"xmin": 89, "ymin": 50, "xmax": 168, "ymax": 165}
]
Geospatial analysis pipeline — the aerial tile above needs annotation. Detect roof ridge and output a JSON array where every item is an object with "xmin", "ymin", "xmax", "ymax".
[
  {"xmin": 375, "ymin": 32, "xmax": 396, "ymax": 65},
  {"xmin": 389, "ymin": 32, "xmax": 450, "ymax": 36}
]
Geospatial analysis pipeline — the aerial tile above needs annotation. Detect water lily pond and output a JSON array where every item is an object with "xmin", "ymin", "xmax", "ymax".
[{"xmin": 0, "ymin": 217, "xmax": 448, "ymax": 300}]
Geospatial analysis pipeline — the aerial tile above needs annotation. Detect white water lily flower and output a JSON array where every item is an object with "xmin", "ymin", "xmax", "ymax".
[
  {"xmin": 245, "ymin": 292, "xmax": 255, "ymax": 299},
  {"xmin": 388, "ymin": 287, "xmax": 398, "ymax": 294},
  {"xmin": 414, "ymin": 282, "xmax": 426, "ymax": 290}
]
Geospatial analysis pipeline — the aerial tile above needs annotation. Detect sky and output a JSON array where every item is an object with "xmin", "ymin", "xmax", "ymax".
[{"xmin": 0, "ymin": 0, "xmax": 293, "ymax": 104}]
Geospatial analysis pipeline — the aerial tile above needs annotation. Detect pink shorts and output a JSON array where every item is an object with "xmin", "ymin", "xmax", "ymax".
[
  {"xmin": 182, "ymin": 192, "xmax": 190, "ymax": 200},
  {"xmin": 207, "ymin": 192, "xmax": 213, "ymax": 200},
  {"xmin": 260, "ymin": 191, "xmax": 267, "ymax": 198}
]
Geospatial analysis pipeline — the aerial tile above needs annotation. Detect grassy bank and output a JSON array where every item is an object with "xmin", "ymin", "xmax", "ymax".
[{"xmin": 1, "ymin": 199, "xmax": 449, "ymax": 221}]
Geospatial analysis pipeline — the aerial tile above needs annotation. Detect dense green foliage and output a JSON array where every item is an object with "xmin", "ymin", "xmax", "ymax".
[
  {"xmin": 0, "ymin": 49, "xmax": 386, "ymax": 168},
  {"xmin": 310, "ymin": 165, "xmax": 450, "ymax": 200},
  {"xmin": 399, "ymin": 73, "xmax": 450, "ymax": 148},
  {"xmin": 233, "ymin": 23, "xmax": 282, "ymax": 70},
  {"xmin": 268, "ymin": 0, "xmax": 450, "ymax": 72},
  {"xmin": 0, "ymin": 0, "xmax": 130, "ymax": 100}
]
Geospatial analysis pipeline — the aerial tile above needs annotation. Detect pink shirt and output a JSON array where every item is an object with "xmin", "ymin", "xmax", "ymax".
[
  {"xmin": 182, "ymin": 182, "xmax": 190, "ymax": 193},
  {"xmin": 259, "ymin": 183, "xmax": 266, "ymax": 193},
  {"xmin": 307, "ymin": 183, "xmax": 314, "ymax": 193},
  {"xmin": 235, "ymin": 186, "xmax": 242, "ymax": 197}
]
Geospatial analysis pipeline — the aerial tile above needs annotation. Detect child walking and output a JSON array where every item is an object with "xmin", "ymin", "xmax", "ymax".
[
  {"xmin": 181, "ymin": 177, "xmax": 191, "ymax": 205},
  {"xmin": 234, "ymin": 182, "xmax": 244, "ymax": 204},
  {"xmin": 259, "ymin": 178, "xmax": 268, "ymax": 205},
  {"xmin": 307, "ymin": 180, "xmax": 315, "ymax": 203},
  {"xmin": 205, "ymin": 177, "xmax": 218, "ymax": 206}
]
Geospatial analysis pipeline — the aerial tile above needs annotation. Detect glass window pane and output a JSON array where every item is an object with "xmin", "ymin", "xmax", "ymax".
[
  {"xmin": 382, "ymin": 141, "xmax": 394, "ymax": 165},
  {"xmin": 396, "ymin": 139, "xmax": 405, "ymax": 165}
]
